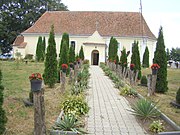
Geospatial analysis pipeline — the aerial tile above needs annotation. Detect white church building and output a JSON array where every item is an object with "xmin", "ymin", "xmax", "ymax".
[{"xmin": 13, "ymin": 11, "xmax": 156, "ymax": 65}]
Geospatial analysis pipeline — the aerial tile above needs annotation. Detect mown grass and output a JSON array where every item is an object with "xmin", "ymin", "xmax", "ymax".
[
  {"xmin": 0, "ymin": 61, "xmax": 70, "ymax": 135},
  {"xmin": 135, "ymin": 67, "xmax": 180, "ymax": 126}
]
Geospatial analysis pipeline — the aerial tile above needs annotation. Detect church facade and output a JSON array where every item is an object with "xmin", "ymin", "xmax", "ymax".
[{"xmin": 13, "ymin": 11, "xmax": 156, "ymax": 65}]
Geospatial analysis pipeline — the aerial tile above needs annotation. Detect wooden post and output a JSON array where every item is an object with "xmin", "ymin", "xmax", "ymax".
[
  {"xmin": 151, "ymin": 75, "xmax": 157, "ymax": 95},
  {"xmin": 130, "ymin": 70, "xmax": 134, "ymax": 85},
  {"xmin": 147, "ymin": 74, "xmax": 152, "ymax": 96},
  {"xmin": 61, "ymin": 72, "xmax": 66, "ymax": 92},
  {"xmin": 134, "ymin": 70, "xmax": 139, "ymax": 85},
  {"xmin": 33, "ymin": 88, "xmax": 46, "ymax": 135},
  {"xmin": 69, "ymin": 68, "xmax": 73, "ymax": 83}
]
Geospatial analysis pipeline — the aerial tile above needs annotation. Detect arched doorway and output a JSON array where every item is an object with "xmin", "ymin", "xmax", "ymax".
[{"xmin": 91, "ymin": 50, "xmax": 99, "ymax": 65}]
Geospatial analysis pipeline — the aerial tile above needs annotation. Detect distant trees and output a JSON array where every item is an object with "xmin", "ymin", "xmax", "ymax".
[
  {"xmin": 169, "ymin": 47, "xmax": 180, "ymax": 61},
  {"xmin": 0, "ymin": 70, "xmax": 7, "ymax": 134},
  {"xmin": 142, "ymin": 46, "xmax": 149, "ymax": 68},
  {"xmin": 108, "ymin": 37, "xmax": 118, "ymax": 61},
  {"xmin": 79, "ymin": 46, "xmax": 84, "ymax": 60},
  {"xmin": 0, "ymin": 0, "xmax": 68, "ymax": 53},
  {"xmin": 131, "ymin": 41, "xmax": 141, "ymax": 79},
  {"xmin": 36, "ymin": 36, "xmax": 46, "ymax": 61},
  {"xmin": 153, "ymin": 26, "xmax": 168, "ymax": 93},
  {"xmin": 43, "ymin": 25, "xmax": 57, "ymax": 87}
]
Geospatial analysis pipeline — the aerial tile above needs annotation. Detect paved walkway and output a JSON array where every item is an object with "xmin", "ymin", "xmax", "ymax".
[{"xmin": 86, "ymin": 66, "xmax": 148, "ymax": 135}]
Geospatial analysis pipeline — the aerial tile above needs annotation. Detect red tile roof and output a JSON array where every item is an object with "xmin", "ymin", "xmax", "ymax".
[
  {"xmin": 13, "ymin": 35, "xmax": 27, "ymax": 48},
  {"xmin": 23, "ymin": 11, "xmax": 156, "ymax": 39}
]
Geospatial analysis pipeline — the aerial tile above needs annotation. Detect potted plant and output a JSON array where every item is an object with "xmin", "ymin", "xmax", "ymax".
[
  {"xmin": 151, "ymin": 63, "xmax": 160, "ymax": 75},
  {"xmin": 130, "ymin": 63, "xmax": 135, "ymax": 70},
  {"xmin": 61, "ymin": 64, "xmax": 68, "ymax": 73},
  {"xmin": 29, "ymin": 73, "xmax": 43, "ymax": 92}
]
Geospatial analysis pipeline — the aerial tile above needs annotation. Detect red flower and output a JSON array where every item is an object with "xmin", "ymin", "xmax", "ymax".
[
  {"xmin": 130, "ymin": 63, "xmax": 135, "ymax": 68},
  {"xmin": 61, "ymin": 64, "xmax": 68, "ymax": 69},
  {"xmin": 29, "ymin": 73, "xmax": 42, "ymax": 80},
  {"xmin": 151, "ymin": 63, "xmax": 160, "ymax": 69}
]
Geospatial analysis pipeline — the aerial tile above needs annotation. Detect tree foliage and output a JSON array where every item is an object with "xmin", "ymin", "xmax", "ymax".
[
  {"xmin": 79, "ymin": 46, "xmax": 84, "ymax": 60},
  {"xmin": 153, "ymin": 26, "xmax": 168, "ymax": 93},
  {"xmin": 59, "ymin": 33, "xmax": 69, "ymax": 68},
  {"xmin": 120, "ymin": 47, "xmax": 128, "ymax": 69},
  {"xmin": 42, "ymin": 36, "xmax": 46, "ymax": 61},
  {"xmin": 69, "ymin": 45, "xmax": 75, "ymax": 63},
  {"xmin": 170, "ymin": 47, "xmax": 180, "ymax": 61},
  {"xmin": 142, "ymin": 46, "xmax": 149, "ymax": 68},
  {"xmin": 0, "ymin": 0, "xmax": 68, "ymax": 53},
  {"xmin": 43, "ymin": 25, "xmax": 57, "ymax": 88},
  {"xmin": 108, "ymin": 37, "xmax": 118, "ymax": 61},
  {"xmin": 36, "ymin": 36, "xmax": 43, "ymax": 61},
  {"xmin": 131, "ymin": 41, "xmax": 141, "ymax": 79},
  {"xmin": 0, "ymin": 70, "xmax": 7, "ymax": 134}
]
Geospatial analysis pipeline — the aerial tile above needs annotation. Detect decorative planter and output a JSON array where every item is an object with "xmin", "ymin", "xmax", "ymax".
[
  {"xmin": 30, "ymin": 80, "xmax": 42, "ymax": 92},
  {"xmin": 152, "ymin": 69, "xmax": 158, "ymax": 75},
  {"xmin": 62, "ymin": 68, "xmax": 67, "ymax": 73}
]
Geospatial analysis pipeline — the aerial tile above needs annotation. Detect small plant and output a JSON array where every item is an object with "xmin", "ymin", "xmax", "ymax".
[
  {"xmin": 149, "ymin": 120, "xmax": 165, "ymax": 133},
  {"xmin": 53, "ymin": 114, "xmax": 87, "ymax": 134},
  {"xmin": 62, "ymin": 96, "xmax": 89, "ymax": 117},
  {"xmin": 29, "ymin": 73, "xmax": 43, "ymax": 80},
  {"xmin": 130, "ymin": 63, "xmax": 135, "ymax": 70},
  {"xmin": 141, "ymin": 75, "xmax": 147, "ymax": 86},
  {"xmin": 129, "ymin": 98, "xmax": 160, "ymax": 121},
  {"xmin": 176, "ymin": 87, "xmax": 180, "ymax": 104},
  {"xmin": 120, "ymin": 86, "xmax": 137, "ymax": 97}
]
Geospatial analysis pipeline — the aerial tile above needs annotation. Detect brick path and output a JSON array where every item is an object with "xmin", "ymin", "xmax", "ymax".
[{"xmin": 86, "ymin": 66, "xmax": 148, "ymax": 135}]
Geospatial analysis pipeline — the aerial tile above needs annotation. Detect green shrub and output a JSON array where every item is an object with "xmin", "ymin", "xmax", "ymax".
[
  {"xmin": 176, "ymin": 87, "xmax": 180, "ymax": 104},
  {"xmin": 120, "ymin": 86, "xmax": 137, "ymax": 97},
  {"xmin": 83, "ymin": 59, "xmax": 89, "ymax": 64},
  {"xmin": 53, "ymin": 114, "xmax": 87, "ymax": 134},
  {"xmin": 141, "ymin": 75, "xmax": 147, "ymax": 86},
  {"xmin": 149, "ymin": 120, "xmax": 165, "ymax": 133},
  {"xmin": 62, "ymin": 96, "xmax": 89, "ymax": 117},
  {"xmin": 130, "ymin": 99, "xmax": 160, "ymax": 121},
  {"xmin": 24, "ymin": 54, "xmax": 33, "ymax": 60}
]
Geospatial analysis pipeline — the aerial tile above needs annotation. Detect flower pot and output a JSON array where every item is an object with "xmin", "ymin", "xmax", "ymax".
[
  {"xmin": 62, "ymin": 68, "xmax": 67, "ymax": 73},
  {"xmin": 30, "ymin": 80, "xmax": 42, "ymax": 92},
  {"xmin": 152, "ymin": 69, "xmax": 158, "ymax": 75}
]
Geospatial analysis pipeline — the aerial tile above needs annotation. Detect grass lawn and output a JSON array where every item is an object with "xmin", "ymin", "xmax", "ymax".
[
  {"xmin": 135, "ymin": 67, "xmax": 180, "ymax": 126},
  {"xmin": 0, "ymin": 61, "xmax": 70, "ymax": 135}
]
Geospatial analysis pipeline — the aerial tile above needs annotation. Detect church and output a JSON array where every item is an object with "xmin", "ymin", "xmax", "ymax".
[{"xmin": 13, "ymin": 11, "xmax": 156, "ymax": 65}]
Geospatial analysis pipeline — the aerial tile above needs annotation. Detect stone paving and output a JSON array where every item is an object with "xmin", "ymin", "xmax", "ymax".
[{"xmin": 86, "ymin": 66, "xmax": 148, "ymax": 135}]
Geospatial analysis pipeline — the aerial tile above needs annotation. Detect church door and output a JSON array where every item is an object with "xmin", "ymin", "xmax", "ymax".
[{"xmin": 92, "ymin": 50, "xmax": 99, "ymax": 65}]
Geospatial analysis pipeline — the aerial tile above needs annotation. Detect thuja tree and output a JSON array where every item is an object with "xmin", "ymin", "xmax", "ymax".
[
  {"xmin": 69, "ymin": 45, "xmax": 75, "ymax": 63},
  {"xmin": 59, "ymin": 33, "xmax": 69, "ymax": 57},
  {"xmin": 153, "ymin": 26, "xmax": 168, "ymax": 93},
  {"xmin": 108, "ymin": 37, "xmax": 118, "ymax": 61},
  {"xmin": 59, "ymin": 41, "xmax": 68, "ymax": 68},
  {"xmin": 43, "ymin": 25, "xmax": 57, "ymax": 87},
  {"xmin": 0, "ymin": 70, "xmax": 7, "ymax": 134},
  {"xmin": 42, "ymin": 36, "xmax": 46, "ymax": 61},
  {"xmin": 131, "ymin": 41, "xmax": 142, "ymax": 79},
  {"xmin": 79, "ymin": 46, "xmax": 84, "ymax": 60},
  {"xmin": 36, "ymin": 36, "xmax": 43, "ymax": 61},
  {"xmin": 142, "ymin": 46, "xmax": 149, "ymax": 68},
  {"xmin": 120, "ymin": 47, "xmax": 127, "ymax": 70}
]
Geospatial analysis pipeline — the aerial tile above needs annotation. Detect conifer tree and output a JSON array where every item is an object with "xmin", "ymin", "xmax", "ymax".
[
  {"xmin": 120, "ymin": 47, "xmax": 128, "ymax": 70},
  {"xmin": 79, "ymin": 46, "xmax": 84, "ymax": 60},
  {"xmin": 153, "ymin": 26, "xmax": 168, "ymax": 93},
  {"xmin": 142, "ymin": 46, "xmax": 149, "ymax": 68},
  {"xmin": 42, "ymin": 36, "xmax": 46, "ymax": 61},
  {"xmin": 69, "ymin": 45, "xmax": 75, "ymax": 63},
  {"xmin": 36, "ymin": 36, "xmax": 43, "ymax": 61},
  {"xmin": 59, "ymin": 33, "xmax": 69, "ymax": 57},
  {"xmin": 131, "ymin": 41, "xmax": 142, "ymax": 79},
  {"xmin": 59, "ymin": 41, "xmax": 68, "ymax": 68},
  {"xmin": 108, "ymin": 37, "xmax": 118, "ymax": 61},
  {"xmin": 43, "ymin": 25, "xmax": 57, "ymax": 87},
  {"xmin": 0, "ymin": 70, "xmax": 7, "ymax": 134}
]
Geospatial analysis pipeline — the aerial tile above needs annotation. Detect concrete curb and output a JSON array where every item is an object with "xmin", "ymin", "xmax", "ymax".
[{"xmin": 137, "ymin": 93, "xmax": 180, "ymax": 132}]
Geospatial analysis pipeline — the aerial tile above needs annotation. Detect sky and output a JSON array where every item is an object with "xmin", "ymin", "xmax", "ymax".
[{"xmin": 61, "ymin": 0, "xmax": 180, "ymax": 49}]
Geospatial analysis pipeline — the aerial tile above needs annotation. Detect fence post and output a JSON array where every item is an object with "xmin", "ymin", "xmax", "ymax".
[{"xmin": 33, "ymin": 88, "xmax": 46, "ymax": 135}]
